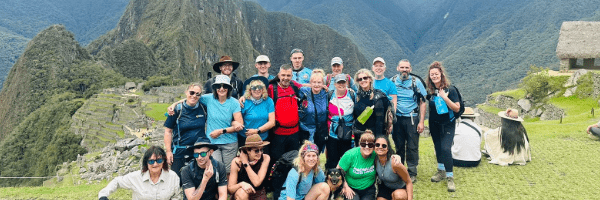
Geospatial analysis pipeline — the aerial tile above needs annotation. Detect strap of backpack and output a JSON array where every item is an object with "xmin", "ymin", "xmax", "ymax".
[
  {"xmin": 460, "ymin": 121, "xmax": 481, "ymax": 137},
  {"xmin": 326, "ymin": 74, "xmax": 332, "ymax": 88},
  {"xmin": 175, "ymin": 103, "xmax": 184, "ymax": 148}
]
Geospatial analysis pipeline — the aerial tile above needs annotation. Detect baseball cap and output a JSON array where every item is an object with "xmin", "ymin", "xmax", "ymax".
[
  {"xmin": 334, "ymin": 74, "xmax": 348, "ymax": 83},
  {"xmin": 255, "ymin": 55, "xmax": 270, "ymax": 63},
  {"xmin": 331, "ymin": 57, "xmax": 343, "ymax": 66},
  {"xmin": 373, "ymin": 57, "xmax": 385, "ymax": 65}
]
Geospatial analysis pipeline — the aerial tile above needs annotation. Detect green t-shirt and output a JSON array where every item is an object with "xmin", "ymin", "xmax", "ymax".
[{"xmin": 338, "ymin": 147, "xmax": 376, "ymax": 190}]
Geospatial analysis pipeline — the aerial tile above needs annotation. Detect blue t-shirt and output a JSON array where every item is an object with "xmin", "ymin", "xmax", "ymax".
[
  {"xmin": 164, "ymin": 101, "xmax": 207, "ymax": 157},
  {"xmin": 394, "ymin": 75, "xmax": 427, "ymax": 117},
  {"xmin": 298, "ymin": 87, "xmax": 328, "ymax": 134},
  {"xmin": 200, "ymin": 94, "xmax": 241, "ymax": 144},
  {"xmin": 292, "ymin": 67, "xmax": 312, "ymax": 85},
  {"xmin": 252, "ymin": 74, "xmax": 276, "ymax": 80},
  {"xmin": 327, "ymin": 74, "xmax": 358, "ymax": 92},
  {"xmin": 240, "ymin": 97, "xmax": 275, "ymax": 140},
  {"xmin": 279, "ymin": 168, "xmax": 325, "ymax": 200},
  {"xmin": 374, "ymin": 77, "xmax": 397, "ymax": 102}
]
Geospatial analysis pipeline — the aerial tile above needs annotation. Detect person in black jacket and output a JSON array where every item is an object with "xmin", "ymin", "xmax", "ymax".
[
  {"xmin": 353, "ymin": 69, "xmax": 389, "ymax": 144},
  {"xmin": 204, "ymin": 55, "xmax": 244, "ymax": 99}
]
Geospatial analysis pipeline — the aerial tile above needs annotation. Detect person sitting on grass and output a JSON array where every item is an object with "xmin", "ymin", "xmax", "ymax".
[
  {"xmin": 586, "ymin": 120, "xmax": 600, "ymax": 139},
  {"xmin": 484, "ymin": 108, "xmax": 531, "ymax": 166}
]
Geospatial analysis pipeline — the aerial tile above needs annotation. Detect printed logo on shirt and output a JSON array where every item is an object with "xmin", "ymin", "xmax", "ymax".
[
  {"xmin": 352, "ymin": 166, "xmax": 375, "ymax": 175},
  {"xmin": 196, "ymin": 115, "xmax": 204, "ymax": 118}
]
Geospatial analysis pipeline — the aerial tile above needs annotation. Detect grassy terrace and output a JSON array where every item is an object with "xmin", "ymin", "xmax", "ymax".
[{"xmin": 1, "ymin": 96, "xmax": 599, "ymax": 199}]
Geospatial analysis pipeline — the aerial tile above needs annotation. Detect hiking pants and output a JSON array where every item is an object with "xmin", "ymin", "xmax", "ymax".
[
  {"xmin": 392, "ymin": 116, "xmax": 420, "ymax": 176},
  {"xmin": 430, "ymin": 120, "xmax": 456, "ymax": 173},
  {"xmin": 269, "ymin": 132, "xmax": 301, "ymax": 168},
  {"xmin": 325, "ymin": 137, "xmax": 352, "ymax": 169},
  {"xmin": 591, "ymin": 127, "xmax": 600, "ymax": 137},
  {"xmin": 212, "ymin": 142, "xmax": 238, "ymax": 173}
]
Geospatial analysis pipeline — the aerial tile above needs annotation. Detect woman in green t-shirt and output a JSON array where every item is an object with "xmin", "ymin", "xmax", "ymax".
[{"xmin": 337, "ymin": 130, "xmax": 377, "ymax": 200}]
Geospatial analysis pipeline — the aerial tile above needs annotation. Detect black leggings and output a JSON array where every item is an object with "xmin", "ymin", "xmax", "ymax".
[
  {"xmin": 325, "ymin": 137, "xmax": 352, "ymax": 169},
  {"xmin": 430, "ymin": 120, "xmax": 456, "ymax": 173},
  {"xmin": 350, "ymin": 184, "xmax": 376, "ymax": 200}
]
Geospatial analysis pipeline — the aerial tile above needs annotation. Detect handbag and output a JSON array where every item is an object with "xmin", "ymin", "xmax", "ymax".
[{"xmin": 335, "ymin": 97, "xmax": 353, "ymax": 141}]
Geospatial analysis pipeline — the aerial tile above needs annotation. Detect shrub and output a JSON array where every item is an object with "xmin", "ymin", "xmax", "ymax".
[{"xmin": 519, "ymin": 65, "xmax": 564, "ymax": 104}]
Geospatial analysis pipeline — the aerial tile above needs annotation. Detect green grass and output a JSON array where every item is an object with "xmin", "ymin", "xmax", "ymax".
[
  {"xmin": 491, "ymin": 88, "xmax": 526, "ymax": 100},
  {"xmin": 2, "ymin": 96, "xmax": 600, "ymax": 199},
  {"xmin": 144, "ymin": 103, "xmax": 170, "ymax": 121},
  {"xmin": 477, "ymin": 104, "xmax": 504, "ymax": 114}
]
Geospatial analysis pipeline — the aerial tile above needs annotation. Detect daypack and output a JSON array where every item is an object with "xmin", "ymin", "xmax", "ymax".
[
  {"xmin": 448, "ymin": 85, "xmax": 466, "ymax": 121},
  {"xmin": 269, "ymin": 79, "xmax": 304, "ymax": 130},
  {"xmin": 269, "ymin": 150, "xmax": 299, "ymax": 199},
  {"xmin": 391, "ymin": 73, "xmax": 426, "ymax": 114},
  {"xmin": 325, "ymin": 74, "xmax": 353, "ymax": 89}
]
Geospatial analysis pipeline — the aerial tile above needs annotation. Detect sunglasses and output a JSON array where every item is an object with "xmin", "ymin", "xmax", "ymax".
[
  {"xmin": 148, "ymin": 158, "xmax": 164, "ymax": 165},
  {"xmin": 357, "ymin": 76, "xmax": 370, "ymax": 82},
  {"xmin": 375, "ymin": 143, "xmax": 388, "ymax": 148},
  {"xmin": 193, "ymin": 152, "xmax": 209, "ymax": 158},
  {"xmin": 214, "ymin": 84, "xmax": 228, "ymax": 89},
  {"xmin": 360, "ymin": 142, "xmax": 374, "ymax": 148},
  {"xmin": 251, "ymin": 85, "xmax": 264, "ymax": 91},
  {"xmin": 189, "ymin": 91, "xmax": 202, "ymax": 96},
  {"xmin": 249, "ymin": 148, "xmax": 264, "ymax": 154}
]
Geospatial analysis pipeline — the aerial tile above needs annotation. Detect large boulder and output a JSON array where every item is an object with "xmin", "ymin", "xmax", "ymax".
[
  {"xmin": 540, "ymin": 104, "xmax": 565, "ymax": 120},
  {"xmin": 517, "ymin": 99, "xmax": 532, "ymax": 112},
  {"xmin": 114, "ymin": 138, "xmax": 144, "ymax": 152},
  {"xmin": 564, "ymin": 69, "xmax": 588, "ymax": 88}
]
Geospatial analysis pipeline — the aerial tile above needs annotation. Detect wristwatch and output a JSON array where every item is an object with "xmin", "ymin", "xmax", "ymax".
[
  {"xmin": 257, "ymin": 128, "xmax": 262, "ymax": 134},
  {"xmin": 243, "ymin": 163, "xmax": 249, "ymax": 168},
  {"xmin": 222, "ymin": 128, "xmax": 227, "ymax": 134}
]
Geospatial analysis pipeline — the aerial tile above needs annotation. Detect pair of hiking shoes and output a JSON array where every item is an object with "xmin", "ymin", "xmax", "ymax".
[{"xmin": 431, "ymin": 170, "xmax": 455, "ymax": 192}]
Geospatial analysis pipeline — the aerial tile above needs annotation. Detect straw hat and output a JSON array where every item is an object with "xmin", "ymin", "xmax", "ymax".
[
  {"xmin": 212, "ymin": 55, "xmax": 240, "ymax": 73},
  {"xmin": 241, "ymin": 134, "xmax": 270, "ymax": 148},
  {"xmin": 498, "ymin": 108, "xmax": 524, "ymax": 122},
  {"xmin": 462, "ymin": 107, "xmax": 480, "ymax": 118}
]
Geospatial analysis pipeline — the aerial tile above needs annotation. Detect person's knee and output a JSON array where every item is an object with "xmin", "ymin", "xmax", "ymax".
[
  {"xmin": 317, "ymin": 182, "xmax": 331, "ymax": 194},
  {"xmin": 392, "ymin": 189, "xmax": 408, "ymax": 200}
]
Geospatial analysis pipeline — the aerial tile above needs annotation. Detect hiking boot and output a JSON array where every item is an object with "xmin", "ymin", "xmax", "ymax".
[
  {"xmin": 410, "ymin": 175, "xmax": 417, "ymax": 183},
  {"xmin": 447, "ymin": 177, "xmax": 456, "ymax": 192},
  {"xmin": 431, "ymin": 170, "xmax": 446, "ymax": 182}
]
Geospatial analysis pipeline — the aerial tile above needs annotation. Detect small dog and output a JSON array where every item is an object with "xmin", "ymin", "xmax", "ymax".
[{"xmin": 326, "ymin": 168, "xmax": 345, "ymax": 200}]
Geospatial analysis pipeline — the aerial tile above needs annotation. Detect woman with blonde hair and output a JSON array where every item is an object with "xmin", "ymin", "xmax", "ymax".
[
  {"xmin": 238, "ymin": 76, "xmax": 275, "ymax": 147},
  {"xmin": 338, "ymin": 130, "xmax": 377, "ymax": 200},
  {"xmin": 298, "ymin": 68, "xmax": 329, "ymax": 150},
  {"xmin": 279, "ymin": 141, "xmax": 330, "ymax": 200},
  {"xmin": 163, "ymin": 83, "xmax": 208, "ymax": 180},
  {"xmin": 353, "ymin": 69, "xmax": 390, "ymax": 142},
  {"xmin": 425, "ymin": 61, "xmax": 460, "ymax": 192}
]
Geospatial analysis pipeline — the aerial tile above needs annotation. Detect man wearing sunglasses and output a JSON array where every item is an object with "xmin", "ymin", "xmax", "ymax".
[
  {"xmin": 181, "ymin": 142, "xmax": 227, "ymax": 200},
  {"xmin": 204, "ymin": 55, "xmax": 244, "ymax": 99}
]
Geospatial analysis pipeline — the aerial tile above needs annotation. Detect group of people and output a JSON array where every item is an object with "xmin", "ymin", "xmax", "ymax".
[{"xmin": 98, "ymin": 48, "xmax": 533, "ymax": 200}]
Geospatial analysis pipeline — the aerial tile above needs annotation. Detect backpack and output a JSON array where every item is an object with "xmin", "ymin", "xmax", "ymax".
[
  {"xmin": 326, "ymin": 89, "xmax": 356, "ymax": 105},
  {"xmin": 269, "ymin": 150, "xmax": 299, "ymax": 199},
  {"xmin": 448, "ymin": 85, "xmax": 465, "ymax": 121},
  {"xmin": 326, "ymin": 74, "xmax": 353, "ymax": 88},
  {"xmin": 391, "ymin": 73, "xmax": 426, "ymax": 113},
  {"xmin": 172, "ymin": 102, "xmax": 207, "ymax": 154},
  {"xmin": 269, "ymin": 79, "xmax": 304, "ymax": 130}
]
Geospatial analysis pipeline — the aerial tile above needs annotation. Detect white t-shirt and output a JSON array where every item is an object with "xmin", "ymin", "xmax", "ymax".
[{"xmin": 452, "ymin": 119, "xmax": 482, "ymax": 162}]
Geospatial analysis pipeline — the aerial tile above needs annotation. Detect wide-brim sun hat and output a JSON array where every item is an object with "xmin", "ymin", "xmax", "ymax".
[
  {"xmin": 241, "ymin": 134, "xmax": 270, "ymax": 148},
  {"xmin": 498, "ymin": 108, "xmax": 524, "ymax": 122},
  {"xmin": 193, "ymin": 141, "xmax": 218, "ymax": 150},
  {"xmin": 462, "ymin": 107, "xmax": 480, "ymax": 118},
  {"xmin": 243, "ymin": 76, "xmax": 269, "ymax": 91},
  {"xmin": 213, "ymin": 55, "xmax": 240, "ymax": 73}
]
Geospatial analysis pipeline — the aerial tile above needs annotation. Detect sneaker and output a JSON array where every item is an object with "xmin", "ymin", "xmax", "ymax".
[
  {"xmin": 430, "ymin": 170, "xmax": 446, "ymax": 182},
  {"xmin": 410, "ymin": 175, "xmax": 417, "ymax": 183},
  {"xmin": 447, "ymin": 177, "xmax": 456, "ymax": 192}
]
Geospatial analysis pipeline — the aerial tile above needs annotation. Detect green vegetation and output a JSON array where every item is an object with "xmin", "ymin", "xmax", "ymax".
[
  {"xmin": 141, "ymin": 76, "xmax": 184, "ymax": 92},
  {"xmin": 491, "ymin": 89, "xmax": 526, "ymax": 100},
  {"xmin": 574, "ymin": 73, "xmax": 596, "ymax": 98},
  {"xmin": 520, "ymin": 66, "xmax": 566, "ymax": 105},
  {"xmin": 144, "ymin": 103, "xmax": 171, "ymax": 121},
  {"xmin": 477, "ymin": 104, "xmax": 504, "ymax": 114}
]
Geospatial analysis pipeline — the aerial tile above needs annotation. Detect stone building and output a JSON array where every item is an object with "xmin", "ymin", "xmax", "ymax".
[{"xmin": 556, "ymin": 21, "xmax": 600, "ymax": 71}]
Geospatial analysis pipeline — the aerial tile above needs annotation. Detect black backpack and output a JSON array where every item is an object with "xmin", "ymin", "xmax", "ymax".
[
  {"xmin": 449, "ymin": 85, "xmax": 465, "ymax": 121},
  {"xmin": 269, "ymin": 150, "xmax": 298, "ymax": 199}
]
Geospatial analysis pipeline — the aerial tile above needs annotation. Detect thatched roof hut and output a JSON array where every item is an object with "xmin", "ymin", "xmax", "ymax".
[{"xmin": 556, "ymin": 21, "xmax": 600, "ymax": 71}]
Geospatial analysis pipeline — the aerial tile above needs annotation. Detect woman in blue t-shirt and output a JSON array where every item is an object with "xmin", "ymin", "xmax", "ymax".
[
  {"xmin": 279, "ymin": 141, "xmax": 330, "ymax": 200},
  {"xmin": 239, "ymin": 76, "xmax": 275, "ymax": 147},
  {"xmin": 163, "ymin": 83, "xmax": 207, "ymax": 180},
  {"xmin": 298, "ymin": 69, "xmax": 328, "ymax": 151},
  {"xmin": 425, "ymin": 61, "xmax": 460, "ymax": 192}
]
